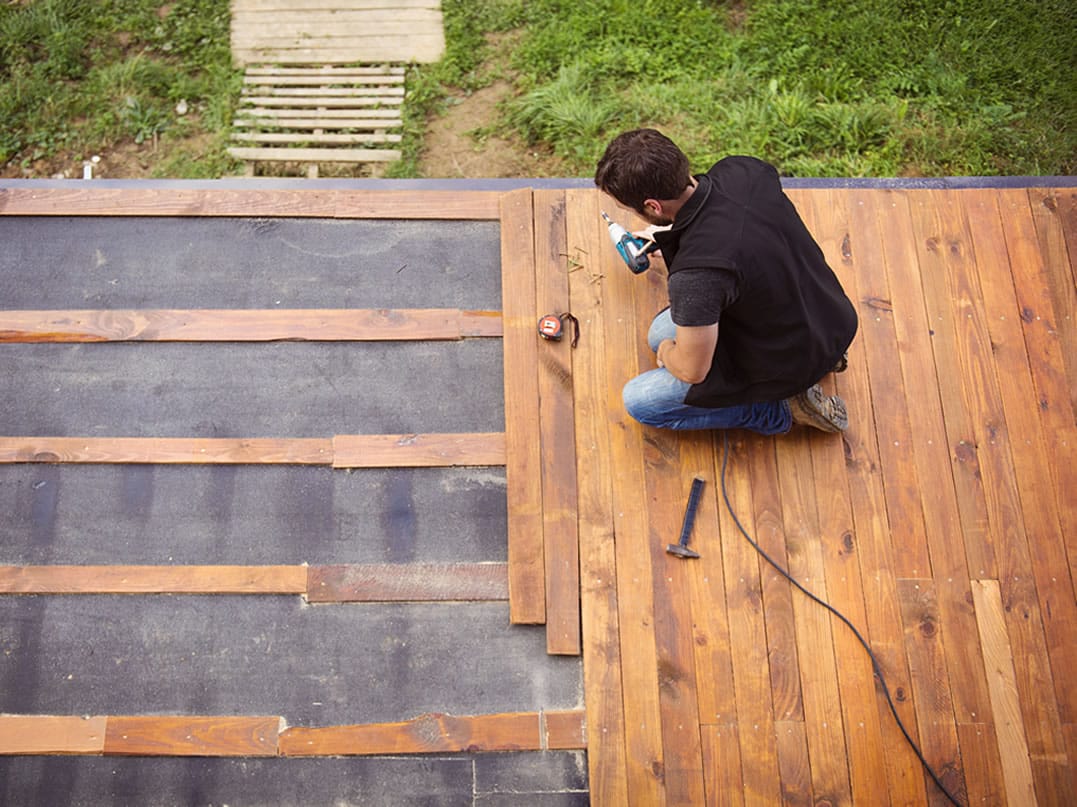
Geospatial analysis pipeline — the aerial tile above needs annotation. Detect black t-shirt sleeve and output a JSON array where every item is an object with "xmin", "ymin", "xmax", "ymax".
[{"xmin": 668, "ymin": 267, "xmax": 739, "ymax": 327}]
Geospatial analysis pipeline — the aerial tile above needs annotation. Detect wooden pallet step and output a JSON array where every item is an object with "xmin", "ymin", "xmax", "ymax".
[
  {"xmin": 241, "ymin": 86, "xmax": 404, "ymax": 98},
  {"xmin": 243, "ymin": 65, "xmax": 405, "ymax": 77},
  {"xmin": 237, "ymin": 96, "xmax": 401, "ymax": 108},
  {"xmin": 243, "ymin": 73, "xmax": 405, "ymax": 87},
  {"xmin": 233, "ymin": 117, "xmax": 403, "ymax": 131},
  {"xmin": 227, "ymin": 146, "xmax": 402, "ymax": 163},
  {"xmin": 232, "ymin": 0, "xmax": 441, "ymax": 9},
  {"xmin": 238, "ymin": 46, "xmax": 441, "ymax": 65},
  {"xmin": 237, "ymin": 107, "xmax": 401, "ymax": 120},
  {"xmin": 231, "ymin": 132, "xmax": 402, "ymax": 145}
]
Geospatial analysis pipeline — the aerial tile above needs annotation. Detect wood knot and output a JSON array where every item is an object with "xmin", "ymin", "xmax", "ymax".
[
  {"xmin": 841, "ymin": 531, "xmax": 855, "ymax": 554},
  {"xmin": 840, "ymin": 233, "xmax": 852, "ymax": 261},
  {"xmin": 1020, "ymin": 306, "xmax": 1035, "ymax": 323},
  {"xmin": 925, "ymin": 237, "xmax": 940, "ymax": 252},
  {"xmin": 919, "ymin": 617, "xmax": 937, "ymax": 638}
]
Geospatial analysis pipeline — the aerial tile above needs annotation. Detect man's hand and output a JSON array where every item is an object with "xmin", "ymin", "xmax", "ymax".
[{"xmin": 655, "ymin": 323, "xmax": 718, "ymax": 384}]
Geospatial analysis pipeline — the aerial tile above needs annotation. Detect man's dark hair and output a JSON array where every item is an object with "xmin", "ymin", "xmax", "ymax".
[{"xmin": 594, "ymin": 129, "xmax": 692, "ymax": 212}]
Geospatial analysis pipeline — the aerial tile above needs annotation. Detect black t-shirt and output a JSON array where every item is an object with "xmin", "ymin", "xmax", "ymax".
[{"xmin": 668, "ymin": 266, "xmax": 739, "ymax": 327}]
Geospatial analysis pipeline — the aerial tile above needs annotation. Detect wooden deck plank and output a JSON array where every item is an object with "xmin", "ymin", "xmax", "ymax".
[
  {"xmin": 278, "ymin": 712, "xmax": 545, "ymax": 756},
  {"xmin": 565, "ymin": 187, "xmax": 630, "ymax": 805},
  {"xmin": 0, "ymin": 716, "xmax": 108, "ymax": 755},
  {"xmin": 305, "ymin": 563, "xmax": 508, "ymax": 602},
  {"xmin": 0, "ymin": 188, "xmax": 502, "ymax": 220},
  {"xmin": 533, "ymin": 189, "xmax": 581, "ymax": 655},
  {"xmin": 103, "ymin": 716, "xmax": 280, "ymax": 756},
  {"xmin": 801, "ymin": 188, "xmax": 899, "ymax": 806},
  {"xmin": 545, "ymin": 710, "xmax": 588, "ymax": 750},
  {"xmin": 830, "ymin": 189, "xmax": 928, "ymax": 805},
  {"xmin": 0, "ymin": 565, "xmax": 307, "ymax": 594},
  {"xmin": 701, "ymin": 724, "xmax": 746, "ymax": 807},
  {"xmin": 960, "ymin": 190, "xmax": 1076, "ymax": 800},
  {"xmin": 500, "ymin": 188, "xmax": 546, "ymax": 625},
  {"xmin": 227, "ymin": 147, "xmax": 402, "ymax": 163},
  {"xmin": 0, "ymin": 309, "xmax": 500, "ymax": 342},
  {"xmin": 971, "ymin": 579, "xmax": 1037, "ymax": 806},
  {"xmin": 774, "ymin": 432, "xmax": 853, "ymax": 807},
  {"xmin": 1027, "ymin": 188, "xmax": 1077, "ymax": 418},
  {"xmin": 897, "ymin": 579, "xmax": 968, "ymax": 805},
  {"xmin": 715, "ymin": 435, "xmax": 784, "ymax": 805},
  {"xmin": 908, "ymin": 191, "xmax": 995, "ymax": 579},
  {"xmin": 597, "ymin": 206, "xmax": 665, "ymax": 807},
  {"xmin": 884, "ymin": 191, "xmax": 993, "ymax": 726}
]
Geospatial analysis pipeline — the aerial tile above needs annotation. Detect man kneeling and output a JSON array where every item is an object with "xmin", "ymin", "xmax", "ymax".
[{"xmin": 595, "ymin": 128, "xmax": 858, "ymax": 435}]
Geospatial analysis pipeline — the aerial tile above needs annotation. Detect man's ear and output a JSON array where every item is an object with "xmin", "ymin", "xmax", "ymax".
[{"xmin": 642, "ymin": 198, "xmax": 663, "ymax": 218}]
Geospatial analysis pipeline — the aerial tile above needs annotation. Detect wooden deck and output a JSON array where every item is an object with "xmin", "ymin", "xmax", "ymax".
[{"xmin": 1, "ymin": 183, "xmax": 1074, "ymax": 804}]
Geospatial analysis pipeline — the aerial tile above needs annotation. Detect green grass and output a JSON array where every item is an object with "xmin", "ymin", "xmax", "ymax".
[
  {"xmin": 406, "ymin": 0, "xmax": 1076, "ymax": 177},
  {"xmin": 1, "ymin": 0, "xmax": 241, "ymax": 177},
  {"xmin": 4, "ymin": 0, "xmax": 1073, "ymax": 178}
]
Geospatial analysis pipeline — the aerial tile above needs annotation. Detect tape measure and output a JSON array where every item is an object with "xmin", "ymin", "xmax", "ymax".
[{"xmin": 537, "ymin": 312, "xmax": 580, "ymax": 347}]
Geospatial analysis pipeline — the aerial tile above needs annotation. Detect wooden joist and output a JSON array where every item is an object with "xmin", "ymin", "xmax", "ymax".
[
  {"xmin": 0, "ymin": 711, "xmax": 585, "ymax": 756},
  {"xmin": 0, "ymin": 563, "xmax": 510, "ymax": 601},
  {"xmin": 0, "ymin": 434, "xmax": 505, "ymax": 467},
  {"xmin": 0, "ymin": 309, "xmax": 501, "ymax": 342},
  {"xmin": 0, "ymin": 187, "xmax": 503, "ymax": 219}
]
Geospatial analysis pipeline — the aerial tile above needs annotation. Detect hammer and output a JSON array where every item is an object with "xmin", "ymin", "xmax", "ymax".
[{"xmin": 667, "ymin": 475, "xmax": 705, "ymax": 559}]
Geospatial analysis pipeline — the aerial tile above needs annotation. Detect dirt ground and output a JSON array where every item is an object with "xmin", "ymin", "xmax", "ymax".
[
  {"xmin": 416, "ymin": 80, "xmax": 570, "ymax": 179},
  {"xmin": 4, "ymin": 79, "xmax": 569, "ymax": 181}
]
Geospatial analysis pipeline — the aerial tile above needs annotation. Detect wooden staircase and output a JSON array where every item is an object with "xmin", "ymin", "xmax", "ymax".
[{"xmin": 228, "ymin": 0, "xmax": 446, "ymax": 176}]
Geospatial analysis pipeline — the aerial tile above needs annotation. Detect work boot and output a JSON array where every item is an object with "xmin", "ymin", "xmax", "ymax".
[
  {"xmin": 832, "ymin": 351, "xmax": 849, "ymax": 373},
  {"xmin": 786, "ymin": 384, "xmax": 848, "ymax": 432}
]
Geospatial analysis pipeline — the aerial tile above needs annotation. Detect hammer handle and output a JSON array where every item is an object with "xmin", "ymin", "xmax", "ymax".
[{"xmin": 678, "ymin": 476, "xmax": 706, "ymax": 546}]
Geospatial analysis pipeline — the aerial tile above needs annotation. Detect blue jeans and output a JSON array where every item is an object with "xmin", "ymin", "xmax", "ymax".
[{"xmin": 622, "ymin": 309, "xmax": 792, "ymax": 434}]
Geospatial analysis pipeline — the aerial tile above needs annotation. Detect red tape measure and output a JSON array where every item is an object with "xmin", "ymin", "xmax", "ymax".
[{"xmin": 537, "ymin": 312, "xmax": 580, "ymax": 347}]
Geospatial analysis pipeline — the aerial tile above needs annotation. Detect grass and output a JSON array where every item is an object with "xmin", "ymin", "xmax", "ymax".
[
  {"xmin": 406, "ymin": 0, "xmax": 1075, "ymax": 177},
  {"xmin": 0, "ymin": 0, "xmax": 241, "ymax": 178},
  {"xmin": 3, "ymin": 0, "xmax": 1073, "ymax": 178}
]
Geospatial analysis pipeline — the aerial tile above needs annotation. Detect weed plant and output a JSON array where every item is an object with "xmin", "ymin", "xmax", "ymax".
[
  {"xmin": 1, "ymin": 0, "xmax": 241, "ymax": 177},
  {"xmin": 410, "ymin": 0, "xmax": 1075, "ymax": 176}
]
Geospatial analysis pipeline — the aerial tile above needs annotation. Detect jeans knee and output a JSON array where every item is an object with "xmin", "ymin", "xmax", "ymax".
[{"xmin": 622, "ymin": 378, "xmax": 651, "ymax": 425}]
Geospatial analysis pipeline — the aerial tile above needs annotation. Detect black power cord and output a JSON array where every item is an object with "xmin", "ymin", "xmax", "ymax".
[{"xmin": 718, "ymin": 433, "xmax": 964, "ymax": 807}]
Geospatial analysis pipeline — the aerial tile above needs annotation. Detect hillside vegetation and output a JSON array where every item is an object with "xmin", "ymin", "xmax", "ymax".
[{"xmin": 3, "ymin": 0, "xmax": 1074, "ymax": 178}]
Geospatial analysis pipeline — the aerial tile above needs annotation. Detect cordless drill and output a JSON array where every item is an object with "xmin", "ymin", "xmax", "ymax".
[{"xmin": 601, "ymin": 211, "xmax": 660, "ymax": 274}]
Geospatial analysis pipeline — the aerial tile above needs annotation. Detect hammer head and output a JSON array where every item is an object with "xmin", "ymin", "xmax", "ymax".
[{"xmin": 666, "ymin": 543, "xmax": 700, "ymax": 559}]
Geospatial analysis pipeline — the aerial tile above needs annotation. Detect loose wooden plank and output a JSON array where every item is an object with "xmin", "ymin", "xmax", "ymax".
[
  {"xmin": 0, "ymin": 565, "xmax": 307, "ymax": 594},
  {"xmin": 565, "ymin": 187, "xmax": 630, "ymax": 805},
  {"xmin": 0, "ymin": 716, "xmax": 107, "ymax": 755},
  {"xmin": 0, "ymin": 188, "xmax": 502, "ymax": 220},
  {"xmin": 104, "ymin": 716, "xmax": 280, "ymax": 756},
  {"xmin": 305, "ymin": 563, "xmax": 508, "ymax": 602},
  {"xmin": 532, "ymin": 189, "xmax": 580, "ymax": 655},
  {"xmin": 331, "ymin": 433, "xmax": 506, "ymax": 468},
  {"xmin": 0, "ymin": 309, "xmax": 500, "ymax": 342},
  {"xmin": 238, "ymin": 96, "xmax": 400, "ymax": 107},
  {"xmin": 233, "ymin": 118, "xmax": 403, "ymax": 131},
  {"xmin": 0, "ymin": 437, "xmax": 332, "ymax": 465},
  {"xmin": 545, "ymin": 710, "xmax": 587, "ymax": 750},
  {"xmin": 970, "ymin": 579, "xmax": 1037, "ymax": 805},
  {"xmin": 500, "ymin": 188, "xmax": 546, "ymax": 625},
  {"xmin": 244, "ymin": 67, "xmax": 407, "ymax": 77},
  {"xmin": 241, "ymin": 86, "xmax": 405, "ymax": 98},
  {"xmin": 235, "ymin": 44, "xmax": 444, "ymax": 66},
  {"xmin": 243, "ymin": 73, "xmax": 406, "ymax": 86},
  {"xmin": 278, "ymin": 712, "xmax": 542, "ymax": 756}
]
